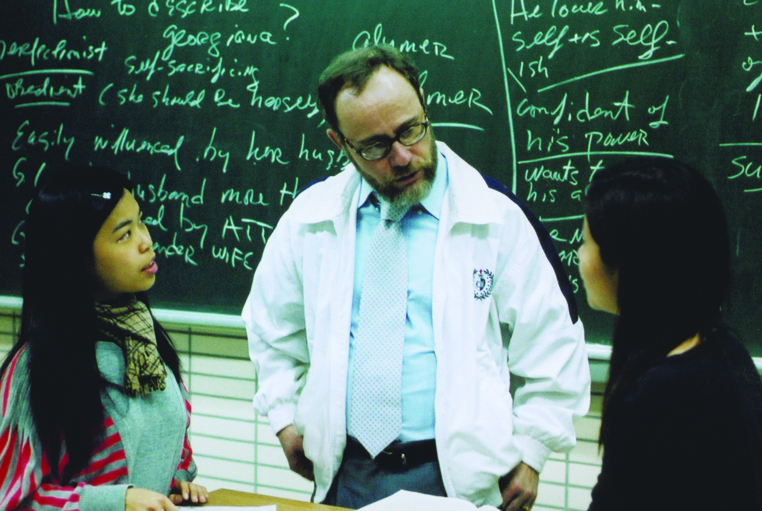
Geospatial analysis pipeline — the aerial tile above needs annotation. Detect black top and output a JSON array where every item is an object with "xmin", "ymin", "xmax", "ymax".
[{"xmin": 589, "ymin": 330, "xmax": 762, "ymax": 511}]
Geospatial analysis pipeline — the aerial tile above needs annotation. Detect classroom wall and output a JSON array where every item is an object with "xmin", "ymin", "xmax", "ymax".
[
  {"xmin": 4, "ymin": 1, "xmax": 762, "ymax": 355},
  {"xmin": 0, "ymin": 305, "xmax": 603, "ymax": 511}
]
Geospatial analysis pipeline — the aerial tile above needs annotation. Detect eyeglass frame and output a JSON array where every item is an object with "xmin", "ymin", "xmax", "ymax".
[{"xmin": 339, "ymin": 118, "xmax": 430, "ymax": 162}]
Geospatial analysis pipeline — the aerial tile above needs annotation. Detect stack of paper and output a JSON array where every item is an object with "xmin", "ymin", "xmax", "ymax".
[{"xmin": 358, "ymin": 490, "xmax": 501, "ymax": 510}]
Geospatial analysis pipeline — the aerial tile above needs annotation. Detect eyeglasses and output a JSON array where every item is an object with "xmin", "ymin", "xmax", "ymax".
[{"xmin": 342, "ymin": 119, "xmax": 429, "ymax": 161}]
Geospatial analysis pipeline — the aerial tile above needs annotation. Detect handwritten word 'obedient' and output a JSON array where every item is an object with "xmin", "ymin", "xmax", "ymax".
[{"xmin": 5, "ymin": 76, "xmax": 87, "ymax": 105}]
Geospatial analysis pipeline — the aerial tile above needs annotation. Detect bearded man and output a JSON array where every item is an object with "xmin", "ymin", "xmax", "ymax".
[{"xmin": 243, "ymin": 45, "xmax": 590, "ymax": 511}]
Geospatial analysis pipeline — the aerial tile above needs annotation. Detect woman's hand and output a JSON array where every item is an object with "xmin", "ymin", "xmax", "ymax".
[
  {"xmin": 169, "ymin": 480, "xmax": 209, "ymax": 505},
  {"xmin": 126, "ymin": 488, "xmax": 179, "ymax": 511}
]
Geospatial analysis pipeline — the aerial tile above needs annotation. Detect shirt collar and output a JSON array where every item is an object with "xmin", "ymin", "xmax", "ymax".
[{"xmin": 357, "ymin": 147, "xmax": 448, "ymax": 220}]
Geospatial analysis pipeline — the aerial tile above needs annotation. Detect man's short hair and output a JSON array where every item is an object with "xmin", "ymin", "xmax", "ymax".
[{"xmin": 317, "ymin": 45, "xmax": 425, "ymax": 132}]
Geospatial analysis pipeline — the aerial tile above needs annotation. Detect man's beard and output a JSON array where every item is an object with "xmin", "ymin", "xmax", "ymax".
[{"xmin": 350, "ymin": 135, "xmax": 438, "ymax": 208}]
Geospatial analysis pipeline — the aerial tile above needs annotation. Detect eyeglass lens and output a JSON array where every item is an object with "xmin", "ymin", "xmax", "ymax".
[{"xmin": 359, "ymin": 122, "xmax": 427, "ymax": 161}]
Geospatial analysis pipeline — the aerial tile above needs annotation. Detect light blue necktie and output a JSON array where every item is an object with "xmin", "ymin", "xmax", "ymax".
[{"xmin": 349, "ymin": 198, "xmax": 410, "ymax": 458}]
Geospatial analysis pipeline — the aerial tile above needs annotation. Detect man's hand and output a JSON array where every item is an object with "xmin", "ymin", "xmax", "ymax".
[
  {"xmin": 277, "ymin": 424, "xmax": 315, "ymax": 481},
  {"xmin": 169, "ymin": 480, "xmax": 208, "ymax": 505},
  {"xmin": 126, "ymin": 488, "xmax": 178, "ymax": 511},
  {"xmin": 498, "ymin": 462, "xmax": 539, "ymax": 511}
]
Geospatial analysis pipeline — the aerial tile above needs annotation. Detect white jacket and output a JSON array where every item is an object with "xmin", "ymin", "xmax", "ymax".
[{"xmin": 243, "ymin": 142, "xmax": 590, "ymax": 506}]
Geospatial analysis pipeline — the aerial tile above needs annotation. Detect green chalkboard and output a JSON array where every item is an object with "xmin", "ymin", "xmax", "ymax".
[{"xmin": 1, "ymin": 1, "xmax": 761, "ymax": 353}]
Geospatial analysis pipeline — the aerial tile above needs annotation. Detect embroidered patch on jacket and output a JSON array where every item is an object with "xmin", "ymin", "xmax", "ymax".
[{"xmin": 473, "ymin": 269, "xmax": 494, "ymax": 300}]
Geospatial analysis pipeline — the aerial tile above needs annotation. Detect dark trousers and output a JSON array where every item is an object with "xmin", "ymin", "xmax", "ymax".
[{"xmin": 322, "ymin": 437, "xmax": 447, "ymax": 509}]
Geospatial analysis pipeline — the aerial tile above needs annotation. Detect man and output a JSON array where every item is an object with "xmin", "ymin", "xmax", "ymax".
[{"xmin": 242, "ymin": 46, "xmax": 590, "ymax": 511}]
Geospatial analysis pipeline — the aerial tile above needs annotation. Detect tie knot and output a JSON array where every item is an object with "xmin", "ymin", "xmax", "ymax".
[{"xmin": 380, "ymin": 199, "xmax": 410, "ymax": 223}]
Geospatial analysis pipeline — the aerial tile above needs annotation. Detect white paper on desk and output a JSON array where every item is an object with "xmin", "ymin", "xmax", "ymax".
[
  {"xmin": 199, "ymin": 506, "xmax": 276, "ymax": 511},
  {"xmin": 357, "ymin": 490, "xmax": 500, "ymax": 511}
]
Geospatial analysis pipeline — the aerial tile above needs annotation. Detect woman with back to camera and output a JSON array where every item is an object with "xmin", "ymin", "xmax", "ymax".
[
  {"xmin": 578, "ymin": 157, "xmax": 762, "ymax": 510},
  {"xmin": 0, "ymin": 165, "xmax": 208, "ymax": 511}
]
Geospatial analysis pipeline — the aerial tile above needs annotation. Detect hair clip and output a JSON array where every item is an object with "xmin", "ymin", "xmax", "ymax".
[{"xmin": 92, "ymin": 192, "xmax": 112, "ymax": 199}]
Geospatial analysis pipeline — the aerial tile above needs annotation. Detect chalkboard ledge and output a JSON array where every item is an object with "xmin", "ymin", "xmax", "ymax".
[
  {"xmin": 585, "ymin": 344, "xmax": 612, "ymax": 362},
  {"xmin": 0, "ymin": 296, "xmax": 244, "ymax": 329},
  {"xmin": 153, "ymin": 308, "xmax": 245, "ymax": 329},
  {"xmin": 1, "ymin": 297, "xmax": 761, "ymax": 375}
]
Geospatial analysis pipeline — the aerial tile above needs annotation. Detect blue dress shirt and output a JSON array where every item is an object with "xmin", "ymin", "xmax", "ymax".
[{"xmin": 347, "ymin": 150, "xmax": 449, "ymax": 443}]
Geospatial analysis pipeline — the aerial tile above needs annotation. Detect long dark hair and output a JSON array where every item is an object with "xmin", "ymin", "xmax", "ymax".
[
  {"xmin": 585, "ymin": 158, "xmax": 731, "ymax": 446},
  {"xmin": 0, "ymin": 165, "xmax": 181, "ymax": 477}
]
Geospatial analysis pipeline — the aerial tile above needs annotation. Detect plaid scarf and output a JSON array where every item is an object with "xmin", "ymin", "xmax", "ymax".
[{"xmin": 94, "ymin": 296, "xmax": 167, "ymax": 396}]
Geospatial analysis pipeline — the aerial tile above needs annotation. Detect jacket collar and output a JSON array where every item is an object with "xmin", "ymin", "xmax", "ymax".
[
  {"xmin": 287, "ymin": 168, "xmax": 361, "ymax": 224},
  {"xmin": 438, "ymin": 142, "xmax": 505, "ymax": 227}
]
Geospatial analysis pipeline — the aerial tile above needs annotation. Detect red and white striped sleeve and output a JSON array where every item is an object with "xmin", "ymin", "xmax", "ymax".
[
  {"xmin": 0, "ymin": 349, "xmax": 129, "ymax": 511},
  {"xmin": 172, "ymin": 385, "xmax": 197, "ymax": 484}
]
